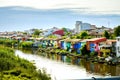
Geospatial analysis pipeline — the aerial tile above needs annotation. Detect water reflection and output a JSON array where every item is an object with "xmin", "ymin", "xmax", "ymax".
[
  {"xmin": 34, "ymin": 48, "xmax": 120, "ymax": 77},
  {"xmin": 16, "ymin": 49, "xmax": 120, "ymax": 79}
]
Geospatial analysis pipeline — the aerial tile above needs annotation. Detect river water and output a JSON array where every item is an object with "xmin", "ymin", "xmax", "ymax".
[{"xmin": 15, "ymin": 50, "xmax": 120, "ymax": 80}]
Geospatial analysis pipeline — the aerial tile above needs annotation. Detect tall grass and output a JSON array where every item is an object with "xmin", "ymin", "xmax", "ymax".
[{"xmin": 0, "ymin": 46, "xmax": 51, "ymax": 80}]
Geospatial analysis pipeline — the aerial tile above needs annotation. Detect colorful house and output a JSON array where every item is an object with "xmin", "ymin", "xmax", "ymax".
[
  {"xmin": 86, "ymin": 38, "xmax": 107, "ymax": 56},
  {"xmin": 116, "ymin": 37, "xmax": 120, "ymax": 57},
  {"xmin": 40, "ymin": 38, "xmax": 62, "ymax": 48},
  {"xmin": 60, "ymin": 39, "xmax": 82, "ymax": 53},
  {"xmin": 50, "ymin": 38, "xmax": 62, "ymax": 48},
  {"xmin": 100, "ymin": 45, "xmax": 111, "ymax": 57},
  {"xmin": 80, "ymin": 39, "xmax": 90, "ymax": 46},
  {"xmin": 99, "ymin": 40, "xmax": 116, "ymax": 57},
  {"xmin": 106, "ymin": 40, "xmax": 116, "ymax": 53}
]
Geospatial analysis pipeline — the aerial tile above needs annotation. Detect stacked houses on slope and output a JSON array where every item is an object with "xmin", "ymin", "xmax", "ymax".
[{"xmin": 35, "ymin": 37, "xmax": 118, "ymax": 57}]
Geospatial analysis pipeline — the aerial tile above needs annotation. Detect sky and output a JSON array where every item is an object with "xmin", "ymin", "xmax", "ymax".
[{"xmin": 0, "ymin": 0, "xmax": 120, "ymax": 32}]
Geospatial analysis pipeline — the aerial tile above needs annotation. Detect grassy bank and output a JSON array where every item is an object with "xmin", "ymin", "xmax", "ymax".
[
  {"xmin": 0, "ymin": 46, "xmax": 51, "ymax": 80},
  {"xmin": 0, "ymin": 39, "xmax": 34, "ymax": 49}
]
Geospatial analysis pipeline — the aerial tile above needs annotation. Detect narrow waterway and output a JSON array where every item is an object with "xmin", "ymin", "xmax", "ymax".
[{"xmin": 15, "ymin": 50, "xmax": 120, "ymax": 80}]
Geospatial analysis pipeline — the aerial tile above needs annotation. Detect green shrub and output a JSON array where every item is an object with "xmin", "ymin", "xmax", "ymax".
[
  {"xmin": 90, "ymin": 51, "xmax": 95, "ymax": 57},
  {"xmin": 0, "ymin": 39, "xmax": 4, "ymax": 44},
  {"xmin": 0, "ymin": 46, "xmax": 51, "ymax": 80},
  {"xmin": 80, "ymin": 44, "xmax": 90, "ymax": 56},
  {"xmin": 20, "ymin": 41, "xmax": 33, "ymax": 48},
  {"xmin": 0, "ymin": 39, "xmax": 18, "ymax": 47}
]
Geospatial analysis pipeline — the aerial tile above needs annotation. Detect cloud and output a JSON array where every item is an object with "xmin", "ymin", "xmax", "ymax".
[
  {"xmin": 0, "ymin": 6, "xmax": 120, "ymax": 32},
  {"xmin": 0, "ymin": 0, "xmax": 120, "ymax": 15}
]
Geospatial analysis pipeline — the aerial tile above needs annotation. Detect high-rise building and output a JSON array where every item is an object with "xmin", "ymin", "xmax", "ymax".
[
  {"xmin": 75, "ymin": 21, "xmax": 82, "ymax": 33},
  {"xmin": 82, "ymin": 23, "xmax": 91, "ymax": 30},
  {"xmin": 75, "ymin": 21, "xmax": 94, "ymax": 33}
]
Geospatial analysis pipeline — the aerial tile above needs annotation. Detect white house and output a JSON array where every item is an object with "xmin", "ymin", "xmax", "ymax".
[
  {"xmin": 43, "ymin": 27, "xmax": 59, "ymax": 37},
  {"xmin": 116, "ymin": 37, "xmax": 120, "ymax": 57}
]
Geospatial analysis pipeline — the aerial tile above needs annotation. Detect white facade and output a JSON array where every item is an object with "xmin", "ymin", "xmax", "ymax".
[
  {"xmin": 75, "ymin": 21, "xmax": 93, "ymax": 33},
  {"xmin": 43, "ymin": 27, "xmax": 59, "ymax": 37},
  {"xmin": 75, "ymin": 21, "xmax": 82, "ymax": 33},
  {"xmin": 116, "ymin": 37, "xmax": 120, "ymax": 57},
  {"xmin": 82, "ymin": 23, "xmax": 91, "ymax": 30}
]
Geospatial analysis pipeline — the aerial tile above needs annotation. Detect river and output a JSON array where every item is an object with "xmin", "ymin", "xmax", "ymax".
[{"xmin": 15, "ymin": 50, "xmax": 120, "ymax": 80}]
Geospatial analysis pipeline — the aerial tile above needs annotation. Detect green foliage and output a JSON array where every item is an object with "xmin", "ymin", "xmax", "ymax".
[
  {"xmin": 62, "ymin": 27, "xmax": 67, "ymax": 32},
  {"xmin": 62, "ymin": 27, "xmax": 72, "ymax": 36},
  {"xmin": 37, "ymin": 69, "xmax": 51, "ymax": 80},
  {"xmin": 33, "ymin": 29, "xmax": 42, "ymax": 38},
  {"xmin": 70, "ymin": 35, "xmax": 76, "ymax": 39},
  {"xmin": 79, "ymin": 31, "xmax": 88, "ymax": 39},
  {"xmin": 90, "ymin": 51, "xmax": 96, "ymax": 57},
  {"xmin": 23, "ymin": 32, "xmax": 27, "ymax": 35},
  {"xmin": 110, "ymin": 34, "xmax": 116, "ymax": 39},
  {"xmin": 62, "ymin": 36, "xmax": 67, "ymax": 39},
  {"xmin": 71, "ymin": 31, "xmax": 88, "ymax": 39},
  {"xmin": 114, "ymin": 25, "xmax": 120, "ymax": 37},
  {"xmin": 48, "ymin": 35, "xmax": 57, "ymax": 38},
  {"xmin": 60, "ymin": 49, "xmax": 68, "ymax": 54},
  {"xmin": 103, "ymin": 30, "xmax": 110, "ymax": 39},
  {"xmin": 4, "ymin": 40, "xmax": 13, "ymax": 47},
  {"xmin": 0, "ymin": 58, "xmax": 15, "ymax": 71},
  {"xmin": 0, "ymin": 47, "xmax": 51, "ymax": 80},
  {"xmin": 0, "ymin": 39, "xmax": 17, "ymax": 47},
  {"xmin": 80, "ymin": 44, "xmax": 90, "ymax": 56},
  {"xmin": 20, "ymin": 41, "xmax": 33, "ymax": 48},
  {"xmin": 0, "ymin": 39, "xmax": 4, "ymax": 44}
]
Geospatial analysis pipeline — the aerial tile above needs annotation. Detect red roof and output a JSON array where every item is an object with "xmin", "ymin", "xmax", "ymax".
[
  {"xmin": 53, "ymin": 30, "xmax": 64, "ymax": 36},
  {"xmin": 88, "ymin": 38, "xmax": 107, "ymax": 43}
]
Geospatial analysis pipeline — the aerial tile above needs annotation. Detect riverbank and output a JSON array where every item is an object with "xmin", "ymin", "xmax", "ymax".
[
  {"xmin": 34, "ymin": 47, "xmax": 120, "ymax": 66},
  {"xmin": 0, "ymin": 46, "xmax": 51, "ymax": 80},
  {"xmin": 0, "ymin": 38, "xmax": 119, "ymax": 66},
  {"xmin": 15, "ymin": 49, "xmax": 120, "ymax": 80}
]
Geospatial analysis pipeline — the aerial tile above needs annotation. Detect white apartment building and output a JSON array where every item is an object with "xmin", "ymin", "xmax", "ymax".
[
  {"xmin": 75, "ymin": 21, "xmax": 82, "ymax": 33},
  {"xmin": 75, "ymin": 21, "xmax": 93, "ymax": 33},
  {"xmin": 82, "ymin": 23, "xmax": 91, "ymax": 30}
]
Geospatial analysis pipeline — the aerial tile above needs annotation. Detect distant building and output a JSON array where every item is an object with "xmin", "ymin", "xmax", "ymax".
[
  {"xmin": 82, "ymin": 23, "xmax": 91, "ymax": 30},
  {"xmin": 25, "ymin": 29, "xmax": 36, "ymax": 35},
  {"xmin": 43, "ymin": 27, "xmax": 59, "ymax": 37},
  {"xmin": 75, "ymin": 21, "xmax": 82, "ymax": 33},
  {"xmin": 75, "ymin": 21, "xmax": 95, "ymax": 33},
  {"xmin": 91, "ymin": 25, "xmax": 97, "ymax": 29},
  {"xmin": 88, "ymin": 26, "xmax": 114, "ymax": 38}
]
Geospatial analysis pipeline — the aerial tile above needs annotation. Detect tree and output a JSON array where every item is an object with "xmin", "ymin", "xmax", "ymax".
[
  {"xmin": 62, "ymin": 27, "xmax": 71, "ymax": 36},
  {"xmin": 103, "ymin": 30, "xmax": 110, "ymax": 39},
  {"xmin": 33, "ymin": 29, "xmax": 42, "ymax": 37},
  {"xmin": 114, "ymin": 25, "xmax": 120, "ymax": 37},
  {"xmin": 23, "ymin": 32, "xmax": 27, "ymax": 35},
  {"xmin": 76, "ymin": 31, "xmax": 88, "ymax": 39},
  {"xmin": 34, "ymin": 29, "xmax": 40, "ymax": 36},
  {"xmin": 48, "ymin": 35, "xmax": 57, "ymax": 38},
  {"xmin": 62, "ymin": 27, "xmax": 67, "ymax": 32},
  {"xmin": 80, "ymin": 44, "xmax": 90, "ymax": 56}
]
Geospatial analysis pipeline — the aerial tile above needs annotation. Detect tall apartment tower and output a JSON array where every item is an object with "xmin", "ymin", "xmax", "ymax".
[{"xmin": 75, "ymin": 21, "xmax": 82, "ymax": 33}]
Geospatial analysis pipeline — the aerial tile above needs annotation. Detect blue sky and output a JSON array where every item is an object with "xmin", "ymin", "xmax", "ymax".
[{"xmin": 0, "ymin": 0, "xmax": 120, "ymax": 32}]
